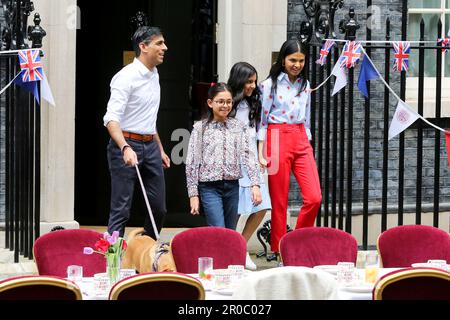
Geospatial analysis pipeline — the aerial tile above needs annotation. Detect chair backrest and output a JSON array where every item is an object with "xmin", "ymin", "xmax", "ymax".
[
  {"xmin": 0, "ymin": 275, "xmax": 82, "ymax": 300},
  {"xmin": 232, "ymin": 266, "xmax": 339, "ymax": 300},
  {"xmin": 373, "ymin": 267, "xmax": 450, "ymax": 300},
  {"xmin": 109, "ymin": 272, "xmax": 205, "ymax": 300},
  {"xmin": 377, "ymin": 225, "xmax": 450, "ymax": 268},
  {"xmin": 171, "ymin": 227, "xmax": 247, "ymax": 273},
  {"xmin": 279, "ymin": 227, "xmax": 358, "ymax": 267},
  {"xmin": 33, "ymin": 229, "xmax": 106, "ymax": 277}
]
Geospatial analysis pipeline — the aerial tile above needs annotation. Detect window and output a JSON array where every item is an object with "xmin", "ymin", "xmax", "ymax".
[{"xmin": 406, "ymin": 0, "xmax": 450, "ymax": 117}]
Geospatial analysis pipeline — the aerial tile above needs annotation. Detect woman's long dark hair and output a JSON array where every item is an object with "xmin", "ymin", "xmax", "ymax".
[
  {"xmin": 227, "ymin": 62, "xmax": 262, "ymax": 128},
  {"xmin": 201, "ymin": 82, "xmax": 232, "ymax": 124},
  {"xmin": 269, "ymin": 39, "xmax": 308, "ymax": 95}
]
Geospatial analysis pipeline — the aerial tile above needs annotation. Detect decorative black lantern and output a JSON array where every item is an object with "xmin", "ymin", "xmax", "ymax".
[
  {"xmin": 294, "ymin": 0, "xmax": 345, "ymax": 43},
  {"xmin": 28, "ymin": 13, "xmax": 46, "ymax": 49},
  {"xmin": 0, "ymin": 0, "xmax": 46, "ymax": 50},
  {"xmin": 339, "ymin": 7, "xmax": 360, "ymax": 41}
]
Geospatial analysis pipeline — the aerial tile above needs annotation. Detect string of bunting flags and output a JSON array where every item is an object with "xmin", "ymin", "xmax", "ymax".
[
  {"xmin": 311, "ymin": 38, "xmax": 450, "ymax": 166},
  {"xmin": 0, "ymin": 48, "xmax": 55, "ymax": 106}
]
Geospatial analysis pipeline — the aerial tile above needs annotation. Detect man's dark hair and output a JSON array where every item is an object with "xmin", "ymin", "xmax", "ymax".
[{"xmin": 132, "ymin": 26, "xmax": 163, "ymax": 57}]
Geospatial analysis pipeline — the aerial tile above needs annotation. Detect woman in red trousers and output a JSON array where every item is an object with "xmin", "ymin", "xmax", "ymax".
[{"xmin": 257, "ymin": 40, "xmax": 322, "ymax": 257}]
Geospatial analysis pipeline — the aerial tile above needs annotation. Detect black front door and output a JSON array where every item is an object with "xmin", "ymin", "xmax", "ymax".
[{"xmin": 75, "ymin": 0, "xmax": 216, "ymax": 227}]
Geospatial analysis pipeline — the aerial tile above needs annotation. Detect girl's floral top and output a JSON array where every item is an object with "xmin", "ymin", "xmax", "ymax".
[{"xmin": 185, "ymin": 117, "xmax": 260, "ymax": 197}]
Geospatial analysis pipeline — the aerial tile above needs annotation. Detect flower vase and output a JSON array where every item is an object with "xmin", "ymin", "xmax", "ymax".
[{"xmin": 106, "ymin": 253, "xmax": 121, "ymax": 286}]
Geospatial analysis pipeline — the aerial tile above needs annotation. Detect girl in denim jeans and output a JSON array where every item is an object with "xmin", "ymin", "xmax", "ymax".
[{"xmin": 186, "ymin": 82, "xmax": 262, "ymax": 230}]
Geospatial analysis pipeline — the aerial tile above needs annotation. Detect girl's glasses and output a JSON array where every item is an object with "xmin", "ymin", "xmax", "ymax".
[{"xmin": 214, "ymin": 100, "xmax": 233, "ymax": 106}]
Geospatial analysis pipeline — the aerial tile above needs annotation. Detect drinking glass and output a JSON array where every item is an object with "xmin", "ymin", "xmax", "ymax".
[
  {"xmin": 93, "ymin": 273, "xmax": 110, "ymax": 296},
  {"xmin": 67, "ymin": 265, "xmax": 83, "ymax": 282},
  {"xmin": 213, "ymin": 269, "xmax": 232, "ymax": 291},
  {"xmin": 336, "ymin": 262, "xmax": 356, "ymax": 285},
  {"xmin": 227, "ymin": 265, "xmax": 245, "ymax": 288},
  {"xmin": 120, "ymin": 269, "xmax": 137, "ymax": 280},
  {"xmin": 198, "ymin": 257, "xmax": 213, "ymax": 280},
  {"xmin": 364, "ymin": 252, "xmax": 379, "ymax": 283}
]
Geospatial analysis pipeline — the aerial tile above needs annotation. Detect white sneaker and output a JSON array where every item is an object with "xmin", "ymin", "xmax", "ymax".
[{"xmin": 245, "ymin": 252, "xmax": 257, "ymax": 271}]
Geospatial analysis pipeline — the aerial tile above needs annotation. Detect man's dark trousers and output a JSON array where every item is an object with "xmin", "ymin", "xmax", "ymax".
[{"xmin": 107, "ymin": 138, "xmax": 166, "ymax": 239}]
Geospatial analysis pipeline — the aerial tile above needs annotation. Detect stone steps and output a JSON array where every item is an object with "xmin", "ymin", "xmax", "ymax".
[{"xmin": 0, "ymin": 248, "xmax": 38, "ymax": 280}]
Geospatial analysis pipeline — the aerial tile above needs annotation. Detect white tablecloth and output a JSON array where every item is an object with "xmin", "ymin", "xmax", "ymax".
[
  {"xmin": 214, "ymin": 268, "xmax": 400, "ymax": 300},
  {"xmin": 76, "ymin": 268, "xmax": 400, "ymax": 300}
]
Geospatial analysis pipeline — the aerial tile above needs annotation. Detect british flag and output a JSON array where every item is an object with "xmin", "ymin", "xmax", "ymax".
[
  {"xmin": 339, "ymin": 41, "xmax": 362, "ymax": 69},
  {"xmin": 392, "ymin": 41, "xmax": 410, "ymax": 72},
  {"xmin": 438, "ymin": 38, "xmax": 450, "ymax": 53},
  {"xmin": 316, "ymin": 40, "xmax": 335, "ymax": 66},
  {"xmin": 18, "ymin": 49, "xmax": 43, "ymax": 82}
]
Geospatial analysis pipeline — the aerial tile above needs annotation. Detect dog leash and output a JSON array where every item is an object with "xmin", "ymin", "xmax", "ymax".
[{"xmin": 135, "ymin": 164, "xmax": 160, "ymax": 241}]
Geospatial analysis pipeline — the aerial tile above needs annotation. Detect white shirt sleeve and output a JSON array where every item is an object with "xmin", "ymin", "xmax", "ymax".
[
  {"xmin": 305, "ymin": 81, "xmax": 312, "ymax": 141},
  {"xmin": 103, "ymin": 73, "xmax": 131, "ymax": 127},
  {"xmin": 257, "ymin": 80, "xmax": 272, "ymax": 141}
]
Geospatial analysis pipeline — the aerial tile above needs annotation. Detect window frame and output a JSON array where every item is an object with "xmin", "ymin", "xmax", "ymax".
[{"xmin": 406, "ymin": 1, "xmax": 450, "ymax": 118}]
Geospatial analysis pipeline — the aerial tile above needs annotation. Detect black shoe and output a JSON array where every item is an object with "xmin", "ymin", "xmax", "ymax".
[{"xmin": 266, "ymin": 252, "xmax": 279, "ymax": 262}]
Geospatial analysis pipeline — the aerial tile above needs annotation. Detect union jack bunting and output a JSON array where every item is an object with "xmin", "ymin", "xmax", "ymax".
[
  {"xmin": 392, "ymin": 41, "xmax": 410, "ymax": 72},
  {"xmin": 438, "ymin": 38, "xmax": 450, "ymax": 53},
  {"xmin": 18, "ymin": 49, "xmax": 43, "ymax": 82},
  {"xmin": 316, "ymin": 40, "xmax": 335, "ymax": 66},
  {"xmin": 339, "ymin": 41, "xmax": 362, "ymax": 69}
]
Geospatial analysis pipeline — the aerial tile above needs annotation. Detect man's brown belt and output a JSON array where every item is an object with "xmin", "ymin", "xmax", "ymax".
[{"xmin": 122, "ymin": 131, "xmax": 154, "ymax": 142}]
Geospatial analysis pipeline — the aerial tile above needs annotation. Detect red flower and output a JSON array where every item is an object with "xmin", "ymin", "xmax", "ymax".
[
  {"xmin": 95, "ymin": 239, "xmax": 110, "ymax": 253},
  {"xmin": 122, "ymin": 240, "xmax": 128, "ymax": 250}
]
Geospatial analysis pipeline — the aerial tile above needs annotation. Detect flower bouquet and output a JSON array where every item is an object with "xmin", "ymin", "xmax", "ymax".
[{"xmin": 84, "ymin": 231, "xmax": 127, "ymax": 285}]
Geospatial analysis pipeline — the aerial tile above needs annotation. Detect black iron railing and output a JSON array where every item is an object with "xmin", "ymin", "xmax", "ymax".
[
  {"xmin": 258, "ymin": 1, "xmax": 448, "ymax": 258},
  {"xmin": 1, "ymin": 0, "xmax": 45, "ymax": 262},
  {"xmin": 306, "ymin": 3, "xmax": 447, "ymax": 249}
]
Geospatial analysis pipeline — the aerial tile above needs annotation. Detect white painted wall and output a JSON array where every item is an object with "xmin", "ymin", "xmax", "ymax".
[
  {"xmin": 33, "ymin": 0, "xmax": 79, "ymax": 233},
  {"xmin": 217, "ymin": 0, "xmax": 287, "ymax": 82}
]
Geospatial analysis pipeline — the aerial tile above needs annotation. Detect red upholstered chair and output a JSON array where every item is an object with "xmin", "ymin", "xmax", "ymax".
[
  {"xmin": 33, "ymin": 229, "xmax": 106, "ymax": 277},
  {"xmin": 0, "ymin": 275, "xmax": 82, "ymax": 300},
  {"xmin": 108, "ymin": 272, "xmax": 205, "ymax": 300},
  {"xmin": 373, "ymin": 267, "xmax": 450, "ymax": 300},
  {"xmin": 377, "ymin": 225, "xmax": 450, "ymax": 268},
  {"xmin": 170, "ymin": 227, "xmax": 247, "ymax": 273},
  {"xmin": 279, "ymin": 227, "xmax": 358, "ymax": 267}
]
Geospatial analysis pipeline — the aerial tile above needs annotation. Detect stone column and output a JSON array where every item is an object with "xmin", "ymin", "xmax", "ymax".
[
  {"xmin": 217, "ymin": 0, "xmax": 287, "ymax": 81},
  {"xmin": 217, "ymin": 0, "xmax": 287, "ymax": 252},
  {"xmin": 32, "ymin": 0, "xmax": 79, "ymax": 234}
]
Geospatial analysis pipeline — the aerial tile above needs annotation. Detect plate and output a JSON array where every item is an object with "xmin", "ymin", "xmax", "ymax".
[
  {"xmin": 340, "ymin": 284, "xmax": 373, "ymax": 293},
  {"xmin": 313, "ymin": 265, "xmax": 339, "ymax": 275},
  {"xmin": 411, "ymin": 263, "xmax": 450, "ymax": 271},
  {"xmin": 411, "ymin": 263, "xmax": 432, "ymax": 268},
  {"xmin": 214, "ymin": 288, "xmax": 234, "ymax": 296}
]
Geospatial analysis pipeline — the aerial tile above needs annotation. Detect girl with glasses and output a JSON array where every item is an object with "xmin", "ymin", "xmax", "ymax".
[{"xmin": 186, "ymin": 83, "xmax": 262, "ymax": 230}]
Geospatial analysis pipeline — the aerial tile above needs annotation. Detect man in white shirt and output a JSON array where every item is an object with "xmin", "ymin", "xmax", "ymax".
[{"xmin": 103, "ymin": 26, "xmax": 170, "ymax": 239}]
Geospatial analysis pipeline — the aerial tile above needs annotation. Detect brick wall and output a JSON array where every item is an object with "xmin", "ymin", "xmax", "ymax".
[{"xmin": 287, "ymin": 0, "xmax": 450, "ymax": 214}]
